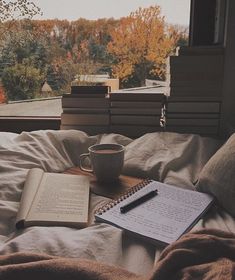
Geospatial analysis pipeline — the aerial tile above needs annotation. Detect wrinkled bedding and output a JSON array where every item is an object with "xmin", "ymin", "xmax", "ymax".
[
  {"xmin": 1, "ymin": 229, "xmax": 235, "ymax": 280},
  {"xmin": 0, "ymin": 129, "xmax": 234, "ymax": 275}
]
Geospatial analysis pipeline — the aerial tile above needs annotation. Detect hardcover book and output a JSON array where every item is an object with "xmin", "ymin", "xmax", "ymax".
[
  {"xmin": 166, "ymin": 118, "xmax": 219, "ymax": 126},
  {"xmin": 61, "ymin": 97, "xmax": 110, "ymax": 108},
  {"xmin": 167, "ymin": 102, "xmax": 221, "ymax": 113},
  {"xmin": 110, "ymin": 92, "xmax": 165, "ymax": 102},
  {"xmin": 61, "ymin": 113, "xmax": 109, "ymax": 125},
  {"xmin": 111, "ymin": 101, "xmax": 163, "ymax": 108},
  {"xmin": 110, "ymin": 108, "xmax": 162, "ymax": 116},
  {"xmin": 71, "ymin": 85, "xmax": 110, "ymax": 94},
  {"xmin": 63, "ymin": 93, "xmax": 107, "ymax": 98},
  {"xmin": 110, "ymin": 115, "xmax": 161, "ymax": 126}
]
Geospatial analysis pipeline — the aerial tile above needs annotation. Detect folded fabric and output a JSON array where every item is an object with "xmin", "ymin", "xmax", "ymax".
[{"xmin": 196, "ymin": 133, "xmax": 235, "ymax": 217}]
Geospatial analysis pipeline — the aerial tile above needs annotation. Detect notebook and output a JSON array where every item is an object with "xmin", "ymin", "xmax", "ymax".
[{"xmin": 95, "ymin": 180, "xmax": 214, "ymax": 245}]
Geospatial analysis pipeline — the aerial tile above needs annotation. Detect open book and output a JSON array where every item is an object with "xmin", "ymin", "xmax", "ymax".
[
  {"xmin": 16, "ymin": 168, "xmax": 90, "ymax": 229},
  {"xmin": 95, "ymin": 180, "xmax": 214, "ymax": 245}
]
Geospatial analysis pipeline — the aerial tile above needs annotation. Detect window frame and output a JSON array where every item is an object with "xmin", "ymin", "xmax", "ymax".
[{"xmin": 0, "ymin": 116, "xmax": 61, "ymax": 133}]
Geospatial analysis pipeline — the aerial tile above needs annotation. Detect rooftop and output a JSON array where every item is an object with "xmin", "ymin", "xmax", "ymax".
[
  {"xmin": 113, "ymin": 85, "xmax": 166, "ymax": 93},
  {"xmin": 0, "ymin": 85, "xmax": 166, "ymax": 117},
  {"xmin": 0, "ymin": 97, "xmax": 62, "ymax": 117}
]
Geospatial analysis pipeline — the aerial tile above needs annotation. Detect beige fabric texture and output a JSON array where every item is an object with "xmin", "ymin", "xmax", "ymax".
[
  {"xmin": 0, "ymin": 129, "xmax": 232, "ymax": 276},
  {"xmin": 1, "ymin": 229, "xmax": 235, "ymax": 280},
  {"xmin": 196, "ymin": 133, "xmax": 235, "ymax": 217}
]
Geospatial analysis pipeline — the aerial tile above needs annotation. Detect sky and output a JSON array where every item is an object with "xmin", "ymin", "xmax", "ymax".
[{"xmin": 33, "ymin": 0, "xmax": 191, "ymax": 26}]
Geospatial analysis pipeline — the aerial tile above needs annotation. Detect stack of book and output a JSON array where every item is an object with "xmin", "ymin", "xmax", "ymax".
[
  {"xmin": 109, "ymin": 88, "xmax": 165, "ymax": 138},
  {"xmin": 165, "ymin": 96, "xmax": 221, "ymax": 136},
  {"xmin": 60, "ymin": 86, "xmax": 110, "ymax": 135},
  {"xmin": 162, "ymin": 46, "xmax": 224, "ymax": 136},
  {"xmin": 165, "ymin": 46, "xmax": 224, "ymax": 98}
]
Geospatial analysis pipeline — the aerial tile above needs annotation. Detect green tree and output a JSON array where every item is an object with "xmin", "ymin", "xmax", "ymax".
[
  {"xmin": 1, "ymin": 23, "xmax": 50, "ymax": 67},
  {"xmin": 46, "ymin": 60, "xmax": 78, "ymax": 93},
  {"xmin": 0, "ymin": 1, "xmax": 42, "ymax": 101},
  {"xmin": 2, "ymin": 63, "xmax": 44, "ymax": 101}
]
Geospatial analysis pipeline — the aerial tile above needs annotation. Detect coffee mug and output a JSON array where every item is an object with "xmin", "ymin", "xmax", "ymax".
[{"xmin": 79, "ymin": 143, "xmax": 125, "ymax": 182}]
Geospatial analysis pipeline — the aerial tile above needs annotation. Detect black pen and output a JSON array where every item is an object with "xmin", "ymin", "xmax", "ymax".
[{"xmin": 120, "ymin": 189, "xmax": 158, "ymax": 213}]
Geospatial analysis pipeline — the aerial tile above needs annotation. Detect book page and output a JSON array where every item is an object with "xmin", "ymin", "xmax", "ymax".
[
  {"xmin": 96, "ymin": 181, "xmax": 214, "ymax": 244},
  {"xmin": 16, "ymin": 168, "xmax": 44, "ymax": 227},
  {"xmin": 26, "ymin": 173, "xmax": 90, "ymax": 227}
]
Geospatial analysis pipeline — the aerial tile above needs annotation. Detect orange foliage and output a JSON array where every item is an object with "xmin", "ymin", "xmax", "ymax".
[
  {"xmin": 0, "ymin": 85, "xmax": 6, "ymax": 104},
  {"xmin": 107, "ymin": 6, "xmax": 181, "ymax": 85}
]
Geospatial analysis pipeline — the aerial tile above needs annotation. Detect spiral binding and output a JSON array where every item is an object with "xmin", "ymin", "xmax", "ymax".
[{"xmin": 95, "ymin": 179, "xmax": 152, "ymax": 215}]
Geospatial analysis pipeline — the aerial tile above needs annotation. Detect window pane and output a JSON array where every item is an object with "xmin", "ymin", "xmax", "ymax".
[{"xmin": 0, "ymin": 0, "xmax": 190, "ymax": 117}]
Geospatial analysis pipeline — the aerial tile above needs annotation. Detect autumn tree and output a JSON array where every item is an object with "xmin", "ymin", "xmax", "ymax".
[
  {"xmin": 0, "ymin": 0, "xmax": 41, "ymax": 41},
  {"xmin": 107, "ymin": 6, "xmax": 182, "ymax": 87},
  {"xmin": 0, "ymin": 0, "xmax": 41, "ymax": 22}
]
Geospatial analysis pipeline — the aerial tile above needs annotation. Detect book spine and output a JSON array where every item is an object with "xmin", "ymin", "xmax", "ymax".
[
  {"xmin": 62, "ymin": 108, "xmax": 109, "ymax": 114},
  {"xmin": 110, "ymin": 101, "xmax": 163, "ymax": 108},
  {"xmin": 110, "ymin": 108, "xmax": 162, "ymax": 116},
  {"xmin": 166, "ymin": 118, "xmax": 219, "ymax": 126},
  {"xmin": 71, "ymin": 85, "xmax": 110, "ymax": 94},
  {"xmin": 166, "ymin": 113, "xmax": 220, "ymax": 119},
  {"xmin": 168, "ymin": 55, "xmax": 224, "ymax": 68},
  {"xmin": 110, "ymin": 115, "xmax": 161, "ymax": 126},
  {"xmin": 165, "ymin": 87, "xmax": 222, "ymax": 97},
  {"xmin": 63, "ymin": 93, "xmax": 107, "ymax": 98},
  {"xmin": 167, "ymin": 102, "xmax": 221, "ymax": 113},
  {"xmin": 165, "ymin": 72, "xmax": 222, "ymax": 81},
  {"xmin": 109, "ymin": 93, "xmax": 165, "ymax": 102},
  {"xmin": 61, "ymin": 113, "xmax": 109, "ymax": 125},
  {"xmin": 62, "ymin": 98, "xmax": 110, "ymax": 108},
  {"xmin": 167, "ymin": 96, "xmax": 222, "ymax": 102}
]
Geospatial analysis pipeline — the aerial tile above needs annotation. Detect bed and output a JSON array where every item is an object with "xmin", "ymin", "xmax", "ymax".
[{"xmin": 0, "ymin": 129, "xmax": 235, "ymax": 279}]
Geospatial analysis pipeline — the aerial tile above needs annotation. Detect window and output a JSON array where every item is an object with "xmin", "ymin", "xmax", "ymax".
[
  {"xmin": 0, "ymin": 0, "xmax": 190, "ymax": 132},
  {"xmin": 189, "ymin": 0, "xmax": 227, "ymax": 46}
]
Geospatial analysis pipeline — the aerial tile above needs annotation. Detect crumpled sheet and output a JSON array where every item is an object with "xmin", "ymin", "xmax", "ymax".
[{"xmin": 0, "ymin": 129, "xmax": 232, "ymax": 275}]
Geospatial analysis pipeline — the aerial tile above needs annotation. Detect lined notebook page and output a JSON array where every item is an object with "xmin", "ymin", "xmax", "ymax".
[{"xmin": 95, "ymin": 181, "xmax": 214, "ymax": 245}]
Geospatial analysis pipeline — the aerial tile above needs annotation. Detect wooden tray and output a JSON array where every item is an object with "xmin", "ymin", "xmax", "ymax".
[{"xmin": 65, "ymin": 167, "xmax": 143, "ymax": 200}]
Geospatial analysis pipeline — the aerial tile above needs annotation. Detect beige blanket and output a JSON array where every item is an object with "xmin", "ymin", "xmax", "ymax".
[
  {"xmin": 0, "ymin": 229, "xmax": 234, "ymax": 280},
  {"xmin": 151, "ymin": 229, "xmax": 235, "ymax": 279}
]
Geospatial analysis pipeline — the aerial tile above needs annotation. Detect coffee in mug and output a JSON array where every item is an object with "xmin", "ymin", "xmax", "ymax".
[{"xmin": 79, "ymin": 143, "xmax": 125, "ymax": 182}]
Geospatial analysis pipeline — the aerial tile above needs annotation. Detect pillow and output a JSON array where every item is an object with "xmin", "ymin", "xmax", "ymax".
[{"xmin": 196, "ymin": 133, "xmax": 235, "ymax": 217}]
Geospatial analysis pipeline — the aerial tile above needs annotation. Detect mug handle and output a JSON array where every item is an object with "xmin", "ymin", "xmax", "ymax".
[{"xmin": 79, "ymin": 153, "xmax": 93, "ymax": 173}]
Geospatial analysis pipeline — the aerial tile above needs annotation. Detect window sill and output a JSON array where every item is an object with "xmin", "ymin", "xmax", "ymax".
[{"xmin": 0, "ymin": 117, "xmax": 61, "ymax": 133}]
